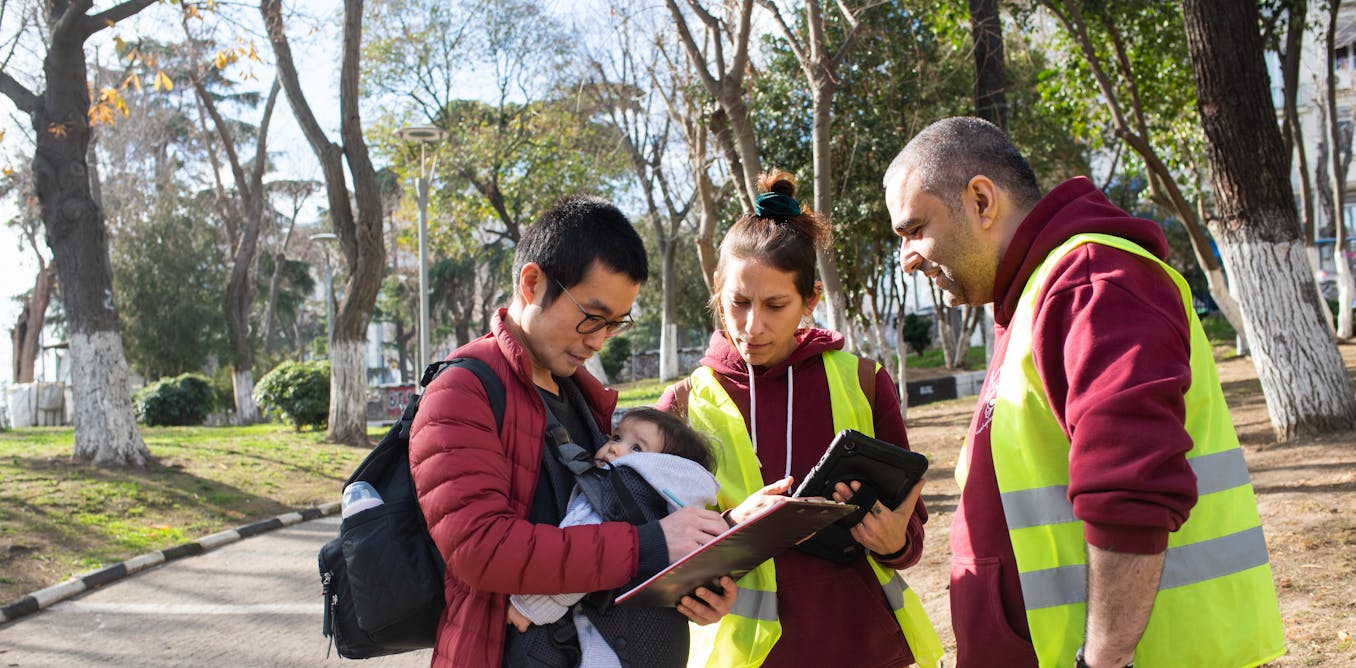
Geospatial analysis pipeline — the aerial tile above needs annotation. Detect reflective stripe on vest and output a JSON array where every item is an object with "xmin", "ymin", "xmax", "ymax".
[
  {"xmin": 684, "ymin": 351, "xmax": 942, "ymax": 668},
  {"xmin": 991, "ymin": 233, "xmax": 1285, "ymax": 667}
]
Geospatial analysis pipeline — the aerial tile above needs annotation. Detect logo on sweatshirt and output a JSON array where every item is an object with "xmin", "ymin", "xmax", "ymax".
[{"xmin": 974, "ymin": 367, "xmax": 1000, "ymax": 435}]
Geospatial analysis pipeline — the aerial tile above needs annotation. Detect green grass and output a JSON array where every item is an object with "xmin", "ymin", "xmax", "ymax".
[
  {"xmin": 0, "ymin": 424, "xmax": 374, "ymax": 604},
  {"xmin": 1199, "ymin": 312, "xmax": 1238, "ymax": 345},
  {"xmin": 906, "ymin": 346, "xmax": 988, "ymax": 370},
  {"xmin": 615, "ymin": 378, "xmax": 670, "ymax": 408}
]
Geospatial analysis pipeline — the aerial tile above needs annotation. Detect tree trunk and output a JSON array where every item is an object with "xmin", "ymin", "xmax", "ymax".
[
  {"xmin": 263, "ymin": 0, "xmax": 386, "ymax": 446},
  {"xmin": 809, "ymin": 89, "xmax": 852, "ymax": 345},
  {"xmin": 693, "ymin": 124, "xmax": 721, "ymax": 294},
  {"xmin": 1, "ymin": 0, "xmax": 159, "ymax": 467},
  {"xmin": 660, "ymin": 239, "xmax": 680, "ymax": 381},
  {"xmin": 1323, "ymin": 0, "xmax": 1355, "ymax": 340},
  {"xmin": 192, "ymin": 66, "xmax": 279, "ymax": 423},
  {"xmin": 894, "ymin": 296, "xmax": 908, "ymax": 420},
  {"xmin": 13, "ymin": 264, "xmax": 56, "ymax": 383},
  {"xmin": 969, "ymin": 0, "xmax": 1007, "ymax": 128},
  {"xmin": 1182, "ymin": 0, "xmax": 1356, "ymax": 440}
]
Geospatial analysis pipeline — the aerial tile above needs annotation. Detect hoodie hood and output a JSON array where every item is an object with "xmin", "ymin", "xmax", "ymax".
[
  {"xmin": 700, "ymin": 327, "xmax": 844, "ymax": 382},
  {"xmin": 993, "ymin": 177, "xmax": 1171, "ymax": 327}
]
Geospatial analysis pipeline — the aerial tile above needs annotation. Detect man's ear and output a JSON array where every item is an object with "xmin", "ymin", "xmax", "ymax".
[
  {"xmin": 967, "ymin": 175, "xmax": 999, "ymax": 230},
  {"xmin": 517, "ymin": 262, "xmax": 546, "ymax": 305}
]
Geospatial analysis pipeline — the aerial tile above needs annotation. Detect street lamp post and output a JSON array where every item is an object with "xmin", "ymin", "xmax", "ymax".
[
  {"xmin": 396, "ymin": 125, "xmax": 448, "ymax": 373},
  {"xmin": 309, "ymin": 232, "xmax": 339, "ymax": 347}
]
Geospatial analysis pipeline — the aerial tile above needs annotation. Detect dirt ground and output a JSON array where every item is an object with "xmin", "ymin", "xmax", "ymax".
[{"xmin": 901, "ymin": 344, "xmax": 1356, "ymax": 666}]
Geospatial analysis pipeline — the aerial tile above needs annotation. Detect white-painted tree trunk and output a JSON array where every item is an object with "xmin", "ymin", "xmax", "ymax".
[
  {"xmin": 895, "ymin": 307, "xmax": 909, "ymax": 420},
  {"xmin": 660, "ymin": 322, "xmax": 679, "ymax": 382},
  {"xmin": 232, "ymin": 368, "xmax": 261, "ymax": 424},
  {"xmin": 1306, "ymin": 244, "xmax": 1336, "ymax": 334},
  {"xmin": 585, "ymin": 354, "xmax": 609, "ymax": 386},
  {"xmin": 1217, "ymin": 239, "xmax": 1356, "ymax": 439},
  {"xmin": 1337, "ymin": 243, "xmax": 1355, "ymax": 339},
  {"xmin": 70, "ymin": 331, "xmax": 150, "ymax": 467},
  {"xmin": 1205, "ymin": 266, "xmax": 1249, "ymax": 355},
  {"xmin": 327, "ymin": 339, "xmax": 368, "ymax": 445}
]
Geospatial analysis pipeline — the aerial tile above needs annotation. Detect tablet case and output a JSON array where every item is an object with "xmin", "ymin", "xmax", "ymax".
[
  {"xmin": 615, "ymin": 497, "xmax": 857, "ymax": 607},
  {"xmin": 792, "ymin": 429, "xmax": 929, "ymax": 526}
]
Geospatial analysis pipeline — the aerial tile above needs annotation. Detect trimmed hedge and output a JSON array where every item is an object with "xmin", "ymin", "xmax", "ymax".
[
  {"xmin": 135, "ymin": 373, "xmax": 216, "ymax": 426},
  {"xmin": 253, "ymin": 360, "xmax": 330, "ymax": 430}
]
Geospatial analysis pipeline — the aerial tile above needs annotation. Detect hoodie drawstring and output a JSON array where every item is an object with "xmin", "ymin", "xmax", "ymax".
[
  {"xmin": 748, "ymin": 366, "xmax": 758, "ymax": 461},
  {"xmin": 784, "ymin": 366, "xmax": 794, "ymax": 480},
  {"xmin": 748, "ymin": 363, "xmax": 795, "ymax": 480}
]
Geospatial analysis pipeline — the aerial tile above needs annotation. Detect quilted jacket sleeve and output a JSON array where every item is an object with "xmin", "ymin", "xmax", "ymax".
[{"xmin": 410, "ymin": 364, "xmax": 641, "ymax": 596}]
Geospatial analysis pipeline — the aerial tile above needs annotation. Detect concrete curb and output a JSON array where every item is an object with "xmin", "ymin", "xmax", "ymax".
[{"xmin": 0, "ymin": 502, "xmax": 342, "ymax": 626}]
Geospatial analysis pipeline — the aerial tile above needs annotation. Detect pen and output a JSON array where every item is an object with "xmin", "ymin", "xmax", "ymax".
[{"xmin": 661, "ymin": 488, "xmax": 685, "ymax": 507}]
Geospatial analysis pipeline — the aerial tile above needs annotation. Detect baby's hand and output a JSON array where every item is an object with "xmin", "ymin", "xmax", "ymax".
[{"xmin": 506, "ymin": 603, "xmax": 533, "ymax": 633}]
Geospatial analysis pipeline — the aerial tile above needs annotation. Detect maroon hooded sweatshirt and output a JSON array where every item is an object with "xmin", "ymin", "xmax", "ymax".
[
  {"xmin": 658, "ymin": 328, "xmax": 928, "ymax": 668},
  {"xmin": 950, "ymin": 178, "xmax": 1199, "ymax": 667}
]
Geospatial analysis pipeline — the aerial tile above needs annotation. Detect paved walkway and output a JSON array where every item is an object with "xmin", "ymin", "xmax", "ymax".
[{"xmin": 0, "ymin": 516, "xmax": 431, "ymax": 667}]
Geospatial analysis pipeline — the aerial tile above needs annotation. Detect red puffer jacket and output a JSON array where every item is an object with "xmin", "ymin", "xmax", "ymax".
[{"xmin": 410, "ymin": 308, "xmax": 639, "ymax": 667}]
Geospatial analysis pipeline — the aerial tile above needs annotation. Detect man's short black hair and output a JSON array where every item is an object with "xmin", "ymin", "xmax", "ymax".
[
  {"xmin": 512, "ymin": 195, "xmax": 649, "ymax": 303},
  {"xmin": 884, "ymin": 117, "xmax": 1042, "ymax": 212}
]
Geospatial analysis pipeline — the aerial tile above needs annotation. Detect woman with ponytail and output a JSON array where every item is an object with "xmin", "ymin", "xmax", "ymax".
[{"xmin": 659, "ymin": 171, "xmax": 942, "ymax": 667}]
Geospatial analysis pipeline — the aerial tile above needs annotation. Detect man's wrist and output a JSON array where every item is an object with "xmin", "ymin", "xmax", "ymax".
[{"xmin": 1075, "ymin": 646, "xmax": 1133, "ymax": 668}]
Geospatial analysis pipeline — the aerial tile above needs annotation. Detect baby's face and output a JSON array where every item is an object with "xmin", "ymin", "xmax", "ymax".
[{"xmin": 595, "ymin": 418, "xmax": 664, "ymax": 465}]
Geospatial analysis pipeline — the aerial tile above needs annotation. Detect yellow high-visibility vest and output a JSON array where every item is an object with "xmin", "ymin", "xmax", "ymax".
[
  {"xmin": 981, "ymin": 232, "xmax": 1285, "ymax": 666},
  {"xmin": 684, "ymin": 350, "xmax": 942, "ymax": 668}
]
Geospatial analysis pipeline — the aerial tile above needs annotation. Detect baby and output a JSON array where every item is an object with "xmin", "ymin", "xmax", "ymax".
[{"xmin": 506, "ymin": 407, "xmax": 719, "ymax": 664}]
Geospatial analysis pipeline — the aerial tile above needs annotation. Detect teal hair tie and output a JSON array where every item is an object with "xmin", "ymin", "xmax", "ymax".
[{"xmin": 755, "ymin": 192, "xmax": 801, "ymax": 218}]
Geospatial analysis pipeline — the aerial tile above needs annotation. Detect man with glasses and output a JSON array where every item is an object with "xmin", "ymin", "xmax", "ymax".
[{"xmin": 410, "ymin": 195, "xmax": 735, "ymax": 668}]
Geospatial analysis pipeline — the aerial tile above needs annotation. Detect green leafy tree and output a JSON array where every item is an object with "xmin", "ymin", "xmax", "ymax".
[
  {"xmin": 753, "ymin": 1, "xmax": 1085, "ymax": 367},
  {"xmin": 112, "ymin": 191, "xmax": 229, "ymax": 381}
]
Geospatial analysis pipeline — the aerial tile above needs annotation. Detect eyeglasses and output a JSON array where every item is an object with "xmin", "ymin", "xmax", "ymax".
[{"xmin": 554, "ymin": 279, "xmax": 634, "ymax": 336}]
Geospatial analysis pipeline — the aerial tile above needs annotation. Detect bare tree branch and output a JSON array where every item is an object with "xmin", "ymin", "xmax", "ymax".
[
  {"xmin": 83, "ymin": 0, "xmax": 158, "ymax": 37},
  {"xmin": 0, "ymin": 67, "xmax": 39, "ymax": 113}
]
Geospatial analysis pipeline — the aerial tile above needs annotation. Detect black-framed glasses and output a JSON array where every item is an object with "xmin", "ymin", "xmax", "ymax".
[{"xmin": 554, "ymin": 279, "xmax": 634, "ymax": 336}]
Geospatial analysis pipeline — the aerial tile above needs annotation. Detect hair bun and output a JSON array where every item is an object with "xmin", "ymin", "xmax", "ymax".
[{"xmin": 758, "ymin": 168, "xmax": 798, "ymax": 198}]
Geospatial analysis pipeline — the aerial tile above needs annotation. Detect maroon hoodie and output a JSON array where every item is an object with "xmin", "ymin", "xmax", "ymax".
[
  {"xmin": 951, "ymin": 178, "xmax": 1199, "ymax": 667},
  {"xmin": 659, "ymin": 328, "xmax": 928, "ymax": 668}
]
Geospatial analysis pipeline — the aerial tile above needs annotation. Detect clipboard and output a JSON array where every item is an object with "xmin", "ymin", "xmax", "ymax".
[{"xmin": 615, "ymin": 497, "xmax": 857, "ymax": 607}]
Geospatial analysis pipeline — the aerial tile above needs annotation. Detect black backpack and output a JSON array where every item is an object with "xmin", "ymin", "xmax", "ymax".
[{"xmin": 319, "ymin": 357, "xmax": 505, "ymax": 659}]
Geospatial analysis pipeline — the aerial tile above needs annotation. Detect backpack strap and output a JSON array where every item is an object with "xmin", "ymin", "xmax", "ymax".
[
  {"xmin": 542, "ymin": 409, "xmax": 647, "ymax": 526},
  {"xmin": 857, "ymin": 356, "xmax": 877, "ymax": 413},
  {"xmin": 407, "ymin": 358, "xmax": 506, "ymax": 437}
]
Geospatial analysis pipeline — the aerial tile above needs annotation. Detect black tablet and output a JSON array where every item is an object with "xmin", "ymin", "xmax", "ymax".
[{"xmin": 792, "ymin": 429, "xmax": 929, "ymax": 514}]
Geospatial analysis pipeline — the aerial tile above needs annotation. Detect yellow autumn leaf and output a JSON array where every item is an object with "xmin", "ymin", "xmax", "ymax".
[
  {"xmin": 47, "ymin": 123, "xmax": 68, "ymax": 139},
  {"xmin": 215, "ymin": 50, "xmax": 230, "ymax": 69},
  {"xmin": 122, "ymin": 73, "xmax": 142, "ymax": 93},
  {"xmin": 113, "ymin": 36, "xmax": 127, "ymax": 52},
  {"xmin": 0, "ymin": 129, "xmax": 5, "ymax": 142},
  {"xmin": 1, "ymin": 166, "xmax": 12, "ymax": 178},
  {"xmin": 154, "ymin": 71, "xmax": 174, "ymax": 92},
  {"xmin": 126, "ymin": 47, "xmax": 140, "ymax": 64}
]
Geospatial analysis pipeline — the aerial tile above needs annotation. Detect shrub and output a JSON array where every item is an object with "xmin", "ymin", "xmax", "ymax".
[
  {"xmin": 599, "ymin": 334, "xmax": 632, "ymax": 381},
  {"xmin": 254, "ymin": 360, "xmax": 331, "ymax": 430},
  {"xmin": 135, "ymin": 373, "xmax": 216, "ymax": 426},
  {"xmin": 902, "ymin": 313, "xmax": 933, "ymax": 355}
]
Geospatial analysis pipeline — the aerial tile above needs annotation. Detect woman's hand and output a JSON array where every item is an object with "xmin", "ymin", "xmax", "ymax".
[
  {"xmin": 677, "ymin": 576, "xmax": 737, "ymax": 625},
  {"xmin": 833, "ymin": 477, "xmax": 926, "ymax": 556},
  {"xmin": 725, "ymin": 476, "xmax": 795, "ymax": 525}
]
